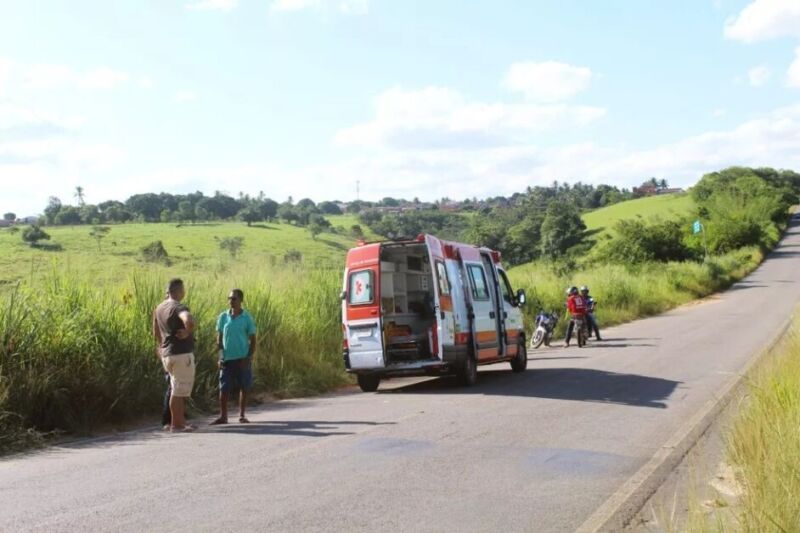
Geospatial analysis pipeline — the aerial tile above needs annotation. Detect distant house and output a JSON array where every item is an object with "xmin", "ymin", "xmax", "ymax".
[
  {"xmin": 657, "ymin": 187, "xmax": 684, "ymax": 195},
  {"xmin": 0, "ymin": 219, "xmax": 10, "ymax": 228},
  {"xmin": 19, "ymin": 215, "xmax": 40, "ymax": 224}
]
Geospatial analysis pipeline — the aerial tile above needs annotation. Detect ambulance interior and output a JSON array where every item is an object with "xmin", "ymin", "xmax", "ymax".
[{"xmin": 380, "ymin": 243, "xmax": 437, "ymax": 363}]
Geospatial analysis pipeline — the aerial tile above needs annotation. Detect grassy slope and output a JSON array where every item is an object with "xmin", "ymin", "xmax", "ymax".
[
  {"xmin": 582, "ymin": 193, "xmax": 696, "ymax": 241},
  {"xmin": 0, "ymin": 221, "xmax": 361, "ymax": 291}
]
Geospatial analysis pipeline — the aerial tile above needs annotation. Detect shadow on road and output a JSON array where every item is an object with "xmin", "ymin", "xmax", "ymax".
[
  {"xmin": 207, "ymin": 420, "xmax": 395, "ymax": 437},
  {"xmin": 382, "ymin": 367, "xmax": 680, "ymax": 409}
]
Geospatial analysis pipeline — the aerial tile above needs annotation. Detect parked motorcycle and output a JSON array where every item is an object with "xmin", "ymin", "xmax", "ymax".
[{"xmin": 530, "ymin": 311, "xmax": 559, "ymax": 349}]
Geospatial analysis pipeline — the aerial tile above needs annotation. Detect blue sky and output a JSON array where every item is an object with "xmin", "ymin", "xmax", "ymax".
[{"xmin": 2, "ymin": 0, "xmax": 800, "ymax": 216}]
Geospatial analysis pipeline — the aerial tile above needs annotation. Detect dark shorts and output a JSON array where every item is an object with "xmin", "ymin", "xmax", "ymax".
[{"xmin": 219, "ymin": 359, "xmax": 253, "ymax": 393}]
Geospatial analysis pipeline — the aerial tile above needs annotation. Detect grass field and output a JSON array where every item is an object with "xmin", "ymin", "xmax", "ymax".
[
  {"xmin": 0, "ymin": 197, "xmax": 774, "ymax": 453},
  {"xmin": 0, "ymin": 220, "xmax": 363, "ymax": 293},
  {"xmin": 582, "ymin": 193, "xmax": 696, "ymax": 241}
]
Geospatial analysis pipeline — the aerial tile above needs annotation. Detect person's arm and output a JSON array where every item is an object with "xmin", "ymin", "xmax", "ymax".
[
  {"xmin": 247, "ymin": 316, "xmax": 257, "ymax": 361},
  {"xmin": 152, "ymin": 311, "xmax": 162, "ymax": 357},
  {"xmin": 248, "ymin": 334, "xmax": 256, "ymax": 361},
  {"xmin": 175, "ymin": 309, "xmax": 194, "ymax": 339}
]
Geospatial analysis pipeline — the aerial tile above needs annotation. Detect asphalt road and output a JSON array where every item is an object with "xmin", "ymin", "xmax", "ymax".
[{"xmin": 3, "ymin": 218, "xmax": 800, "ymax": 533}]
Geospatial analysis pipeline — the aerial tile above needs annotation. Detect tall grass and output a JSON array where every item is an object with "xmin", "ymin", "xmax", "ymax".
[
  {"xmin": 508, "ymin": 246, "xmax": 763, "ymax": 335},
  {"xmin": 0, "ymin": 263, "xmax": 347, "ymax": 452},
  {"xmin": 723, "ymin": 317, "xmax": 800, "ymax": 531},
  {"xmin": 0, "ymin": 245, "xmax": 767, "ymax": 454}
]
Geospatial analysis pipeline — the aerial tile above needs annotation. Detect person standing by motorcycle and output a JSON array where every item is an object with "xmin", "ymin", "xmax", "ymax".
[
  {"xmin": 564, "ymin": 286, "xmax": 587, "ymax": 347},
  {"xmin": 580, "ymin": 286, "xmax": 602, "ymax": 341}
]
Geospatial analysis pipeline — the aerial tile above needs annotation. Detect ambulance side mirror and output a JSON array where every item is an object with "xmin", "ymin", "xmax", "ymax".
[
  {"xmin": 340, "ymin": 290, "xmax": 347, "ymax": 301},
  {"xmin": 516, "ymin": 289, "xmax": 527, "ymax": 307}
]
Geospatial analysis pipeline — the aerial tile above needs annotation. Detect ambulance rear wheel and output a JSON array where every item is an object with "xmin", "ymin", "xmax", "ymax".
[
  {"xmin": 510, "ymin": 339, "xmax": 527, "ymax": 373},
  {"xmin": 357, "ymin": 374, "xmax": 381, "ymax": 392},
  {"xmin": 457, "ymin": 354, "xmax": 478, "ymax": 387}
]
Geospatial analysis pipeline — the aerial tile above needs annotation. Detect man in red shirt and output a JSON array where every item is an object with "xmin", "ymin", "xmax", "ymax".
[{"xmin": 564, "ymin": 286, "xmax": 587, "ymax": 347}]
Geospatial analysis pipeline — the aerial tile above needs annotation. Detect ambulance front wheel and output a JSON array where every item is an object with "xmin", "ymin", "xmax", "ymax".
[
  {"xmin": 510, "ymin": 339, "xmax": 527, "ymax": 373},
  {"xmin": 457, "ymin": 353, "xmax": 478, "ymax": 387},
  {"xmin": 357, "ymin": 374, "xmax": 381, "ymax": 392}
]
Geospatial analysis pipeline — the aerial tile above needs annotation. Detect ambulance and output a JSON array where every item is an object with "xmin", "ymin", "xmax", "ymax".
[{"xmin": 341, "ymin": 234, "xmax": 528, "ymax": 392}]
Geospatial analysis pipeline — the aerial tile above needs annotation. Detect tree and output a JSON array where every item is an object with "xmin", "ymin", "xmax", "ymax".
[
  {"xmin": 21, "ymin": 225, "xmax": 50, "ymax": 246},
  {"xmin": 238, "ymin": 205, "xmax": 261, "ymax": 226},
  {"xmin": 308, "ymin": 214, "xmax": 331, "ymax": 240},
  {"xmin": 54, "ymin": 206, "xmax": 82, "ymax": 225},
  {"xmin": 195, "ymin": 204, "xmax": 210, "ymax": 222},
  {"xmin": 177, "ymin": 201, "xmax": 195, "ymax": 223},
  {"xmin": 539, "ymin": 204, "xmax": 586, "ymax": 259},
  {"xmin": 219, "ymin": 236, "xmax": 244, "ymax": 258},
  {"xmin": 296, "ymin": 198, "xmax": 316, "ymax": 210},
  {"xmin": 44, "ymin": 197, "xmax": 62, "ymax": 225},
  {"xmin": 3, "ymin": 212, "xmax": 15, "ymax": 222},
  {"xmin": 74, "ymin": 185, "xmax": 86, "ymax": 207},
  {"xmin": 258, "ymin": 199, "xmax": 279, "ymax": 221},
  {"xmin": 278, "ymin": 204, "xmax": 299, "ymax": 225},
  {"xmin": 89, "ymin": 226, "xmax": 111, "ymax": 251},
  {"xmin": 318, "ymin": 201, "xmax": 343, "ymax": 215}
]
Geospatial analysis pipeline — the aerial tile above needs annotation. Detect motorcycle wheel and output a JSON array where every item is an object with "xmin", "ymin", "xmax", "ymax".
[
  {"xmin": 531, "ymin": 328, "xmax": 545, "ymax": 349},
  {"xmin": 577, "ymin": 323, "xmax": 585, "ymax": 348}
]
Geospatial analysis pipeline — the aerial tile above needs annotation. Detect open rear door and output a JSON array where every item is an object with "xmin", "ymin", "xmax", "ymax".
[
  {"xmin": 343, "ymin": 244, "xmax": 385, "ymax": 369},
  {"xmin": 425, "ymin": 235, "xmax": 455, "ymax": 358}
]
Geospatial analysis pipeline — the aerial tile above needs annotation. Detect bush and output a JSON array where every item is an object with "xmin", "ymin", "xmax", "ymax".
[
  {"xmin": 219, "ymin": 236, "xmax": 244, "ymax": 258},
  {"xmin": 21, "ymin": 225, "xmax": 50, "ymax": 246},
  {"xmin": 599, "ymin": 218, "xmax": 693, "ymax": 264},
  {"xmin": 141, "ymin": 240, "xmax": 169, "ymax": 264},
  {"xmin": 284, "ymin": 249, "xmax": 302, "ymax": 263}
]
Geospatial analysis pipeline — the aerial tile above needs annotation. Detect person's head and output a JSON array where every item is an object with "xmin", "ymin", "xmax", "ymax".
[
  {"xmin": 568, "ymin": 286, "xmax": 579, "ymax": 296},
  {"xmin": 167, "ymin": 278, "xmax": 185, "ymax": 301},
  {"xmin": 580, "ymin": 285, "xmax": 589, "ymax": 296},
  {"xmin": 228, "ymin": 288, "xmax": 244, "ymax": 310}
]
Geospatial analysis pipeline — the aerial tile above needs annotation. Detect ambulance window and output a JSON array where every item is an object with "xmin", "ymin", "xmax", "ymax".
[
  {"xmin": 436, "ymin": 261, "xmax": 450, "ymax": 295},
  {"xmin": 467, "ymin": 264, "xmax": 490, "ymax": 300},
  {"xmin": 498, "ymin": 269, "xmax": 514, "ymax": 304},
  {"xmin": 348, "ymin": 270, "xmax": 373, "ymax": 305}
]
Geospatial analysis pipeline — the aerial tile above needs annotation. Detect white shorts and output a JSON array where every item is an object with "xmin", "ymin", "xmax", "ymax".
[{"xmin": 162, "ymin": 353, "xmax": 196, "ymax": 397}]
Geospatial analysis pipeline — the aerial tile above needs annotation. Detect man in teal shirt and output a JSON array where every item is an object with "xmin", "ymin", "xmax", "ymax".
[{"xmin": 211, "ymin": 289, "xmax": 257, "ymax": 424}]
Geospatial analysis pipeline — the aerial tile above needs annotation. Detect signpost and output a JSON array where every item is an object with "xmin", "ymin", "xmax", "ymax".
[{"xmin": 693, "ymin": 220, "xmax": 708, "ymax": 260}]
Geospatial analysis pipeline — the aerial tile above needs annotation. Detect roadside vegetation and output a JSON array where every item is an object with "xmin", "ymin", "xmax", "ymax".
[
  {"xmin": 0, "ymin": 166, "xmax": 797, "ymax": 453},
  {"xmin": 681, "ymin": 314, "xmax": 800, "ymax": 532}
]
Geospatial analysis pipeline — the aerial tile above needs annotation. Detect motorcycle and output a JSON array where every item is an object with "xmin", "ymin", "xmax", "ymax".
[
  {"xmin": 530, "ymin": 311, "xmax": 559, "ymax": 349},
  {"xmin": 574, "ymin": 315, "xmax": 588, "ymax": 348}
]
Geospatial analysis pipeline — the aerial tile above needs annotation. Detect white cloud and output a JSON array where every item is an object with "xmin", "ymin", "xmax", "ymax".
[
  {"xmin": 174, "ymin": 90, "xmax": 197, "ymax": 102},
  {"xmin": 748, "ymin": 64, "xmax": 771, "ymax": 86},
  {"xmin": 503, "ymin": 61, "xmax": 592, "ymax": 102},
  {"xmin": 335, "ymin": 86, "xmax": 606, "ymax": 150},
  {"xmin": 788, "ymin": 47, "xmax": 800, "ymax": 87},
  {"xmin": 185, "ymin": 0, "xmax": 238, "ymax": 11},
  {"xmin": 713, "ymin": 108, "xmax": 727, "ymax": 117},
  {"xmin": 724, "ymin": 0, "xmax": 800, "ymax": 43},
  {"xmin": 0, "ymin": 58, "xmax": 130, "ymax": 91},
  {"xmin": 270, "ymin": 0, "xmax": 369, "ymax": 14},
  {"xmin": 138, "ymin": 77, "xmax": 154, "ymax": 89}
]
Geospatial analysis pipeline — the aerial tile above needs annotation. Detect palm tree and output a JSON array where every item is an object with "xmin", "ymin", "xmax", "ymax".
[
  {"xmin": 74, "ymin": 186, "xmax": 86, "ymax": 206},
  {"xmin": 658, "ymin": 178, "xmax": 669, "ymax": 190}
]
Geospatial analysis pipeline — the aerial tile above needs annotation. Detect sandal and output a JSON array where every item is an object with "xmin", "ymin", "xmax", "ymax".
[
  {"xmin": 209, "ymin": 417, "xmax": 228, "ymax": 425},
  {"xmin": 239, "ymin": 416, "xmax": 250, "ymax": 424}
]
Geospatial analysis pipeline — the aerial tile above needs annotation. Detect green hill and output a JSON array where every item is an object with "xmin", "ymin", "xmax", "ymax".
[
  {"xmin": 582, "ymin": 193, "xmax": 696, "ymax": 241},
  {"xmin": 0, "ymin": 221, "xmax": 361, "ymax": 291}
]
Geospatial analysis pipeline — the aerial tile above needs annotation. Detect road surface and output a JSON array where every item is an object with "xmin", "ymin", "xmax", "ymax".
[{"xmin": 3, "ymin": 218, "xmax": 800, "ymax": 533}]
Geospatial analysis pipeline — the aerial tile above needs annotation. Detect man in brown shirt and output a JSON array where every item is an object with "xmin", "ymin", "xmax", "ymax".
[{"xmin": 153, "ymin": 278, "xmax": 196, "ymax": 432}]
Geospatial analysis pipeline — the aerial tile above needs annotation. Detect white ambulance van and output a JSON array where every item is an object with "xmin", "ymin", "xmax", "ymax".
[{"xmin": 341, "ymin": 234, "xmax": 528, "ymax": 391}]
